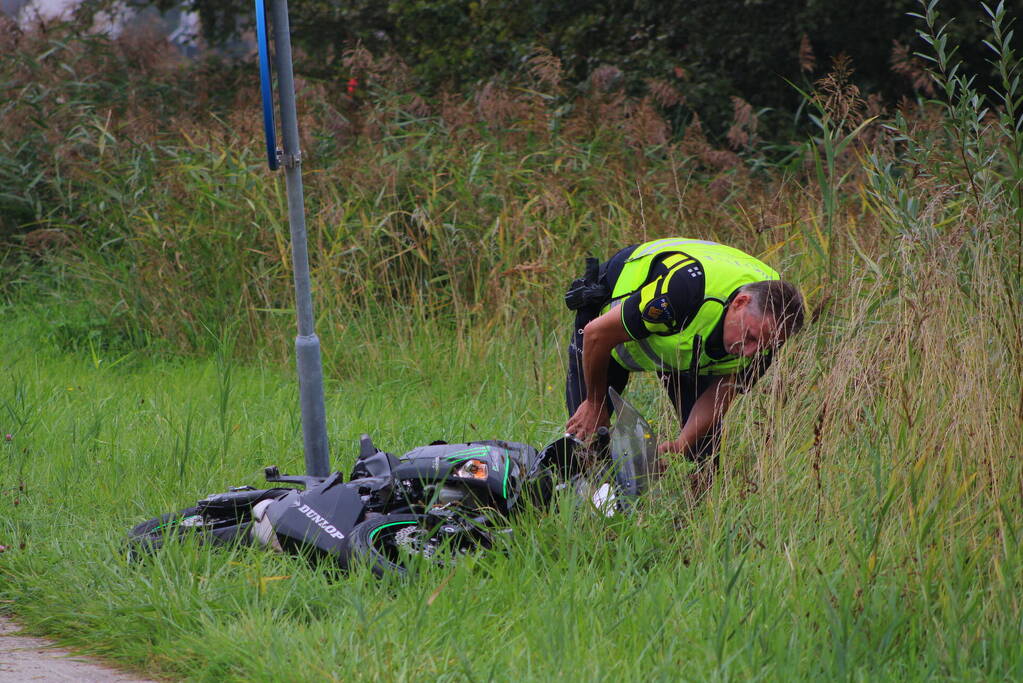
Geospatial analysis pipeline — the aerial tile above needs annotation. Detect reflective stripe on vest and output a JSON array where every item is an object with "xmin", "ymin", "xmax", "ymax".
[
  {"xmin": 629, "ymin": 238, "xmax": 718, "ymax": 259},
  {"xmin": 607, "ymin": 299, "xmax": 662, "ymax": 371}
]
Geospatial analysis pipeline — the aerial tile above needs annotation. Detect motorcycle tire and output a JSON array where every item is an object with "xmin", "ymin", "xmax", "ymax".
[
  {"xmin": 345, "ymin": 514, "xmax": 488, "ymax": 577},
  {"xmin": 126, "ymin": 506, "xmax": 250, "ymax": 560}
]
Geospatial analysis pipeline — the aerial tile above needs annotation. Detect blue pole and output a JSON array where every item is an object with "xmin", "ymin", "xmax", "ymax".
[{"xmin": 254, "ymin": 0, "xmax": 278, "ymax": 171}]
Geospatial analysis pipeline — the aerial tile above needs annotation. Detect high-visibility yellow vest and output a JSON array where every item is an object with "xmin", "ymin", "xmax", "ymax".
[{"xmin": 602, "ymin": 238, "xmax": 779, "ymax": 375}]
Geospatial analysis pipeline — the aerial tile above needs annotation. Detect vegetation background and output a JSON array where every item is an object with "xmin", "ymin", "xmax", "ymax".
[
  {"xmin": 1, "ymin": 0, "xmax": 1021, "ymax": 679},
  {"xmin": 145, "ymin": 0, "xmax": 1009, "ymax": 137}
]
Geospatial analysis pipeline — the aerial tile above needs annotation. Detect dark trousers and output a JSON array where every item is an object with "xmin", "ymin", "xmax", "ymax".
[{"xmin": 564, "ymin": 249, "xmax": 721, "ymax": 466}]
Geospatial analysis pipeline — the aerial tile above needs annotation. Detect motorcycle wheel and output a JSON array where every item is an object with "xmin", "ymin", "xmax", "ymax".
[
  {"xmin": 126, "ymin": 506, "xmax": 249, "ymax": 560},
  {"xmin": 345, "ymin": 514, "xmax": 487, "ymax": 577}
]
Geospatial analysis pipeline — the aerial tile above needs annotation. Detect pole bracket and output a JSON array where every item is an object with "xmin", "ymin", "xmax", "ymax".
[{"xmin": 275, "ymin": 148, "xmax": 302, "ymax": 169}]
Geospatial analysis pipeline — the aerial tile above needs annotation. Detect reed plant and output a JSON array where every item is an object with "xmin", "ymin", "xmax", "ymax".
[{"xmin": 1, "ymin": 16, "xmax": 804, "ymax": 357}]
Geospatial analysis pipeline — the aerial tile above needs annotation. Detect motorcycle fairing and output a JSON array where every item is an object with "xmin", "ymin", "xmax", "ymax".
[
  {"xmin": 392, "ymin": 440, "xmax": 538, "ymax": 515},
  {"xmin": 267, "ymin": 477, "xmax": 366, "ymax": 558}
]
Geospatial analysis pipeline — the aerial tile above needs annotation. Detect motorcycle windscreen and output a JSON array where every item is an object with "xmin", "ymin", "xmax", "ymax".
[{"xmin": 608, "ymin": 387, "xmax": 658, "ymax": 498}]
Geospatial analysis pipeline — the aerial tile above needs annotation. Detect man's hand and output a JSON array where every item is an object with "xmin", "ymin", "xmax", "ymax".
[
  {"xmin": 657, "ymin": 438, "xmax": 688, "ymax": 456},
  {"xmin": 655, "ymin": 438, "xmax": 690, "ymax": 474},
  {"xmin": 566, "ymin": 400, "xmax": 610, "ymax": 442}
]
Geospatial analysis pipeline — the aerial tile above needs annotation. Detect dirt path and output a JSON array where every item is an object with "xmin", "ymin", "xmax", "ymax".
[{"xmin": 0, "ymin": 616, "xmax": 156, "ymax": 682}]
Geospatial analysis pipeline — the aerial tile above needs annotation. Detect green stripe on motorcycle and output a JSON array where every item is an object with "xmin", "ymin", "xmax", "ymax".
[
  {"xmin": 152, "ymin": 517, "xmax": 188, "ymax": 532},
  {"xmin": 502, "ymin": 455, "xmax": 510, "ymax": 499},
  {"xmin": 369, "ymin": 520, "xmax": 418, "ymax": 543},
  {"xmin": 444, "ymin": 445, "xmax": 491, "ymax": 461}
]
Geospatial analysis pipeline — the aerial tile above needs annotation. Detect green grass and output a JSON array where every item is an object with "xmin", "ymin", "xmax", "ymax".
[{"xmin": 1, "ymin": 288, "xmax": 1021, "ymax": 680}]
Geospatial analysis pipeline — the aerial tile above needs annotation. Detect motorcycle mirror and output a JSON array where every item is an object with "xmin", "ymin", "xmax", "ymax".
[{"xmin": 359, "ymin": 434, "xmax": 377, "ymax": 460}]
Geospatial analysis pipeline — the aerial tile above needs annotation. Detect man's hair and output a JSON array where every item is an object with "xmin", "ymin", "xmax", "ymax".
[{"xmin": 741, "ymin": 280, "xmax": 805, "ymax": 337}]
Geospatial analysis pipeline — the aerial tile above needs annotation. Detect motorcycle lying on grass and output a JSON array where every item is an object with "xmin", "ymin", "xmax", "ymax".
[{"xmin": 126, "ymin": 390, "xmax": 657, "ymax": 576}]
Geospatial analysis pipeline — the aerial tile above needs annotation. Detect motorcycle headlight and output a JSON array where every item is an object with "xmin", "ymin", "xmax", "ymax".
[{"xmin": 455, "ymin": 459, "xmax": 489, "ymax": 480}]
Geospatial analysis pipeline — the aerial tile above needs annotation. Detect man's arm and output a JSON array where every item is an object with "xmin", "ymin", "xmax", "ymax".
[
  {"xmin": 657, "ymin": 374, "xmax": 738, "ymax": 457},
  {"xmin": 565, "ymin": 309, "xmax": 632, "ymax": 440}
]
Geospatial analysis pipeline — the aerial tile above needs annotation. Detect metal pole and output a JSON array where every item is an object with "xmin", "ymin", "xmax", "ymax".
[{"xmin": 269, "ymin": 0, "xmax": 330, "ymax": 476}]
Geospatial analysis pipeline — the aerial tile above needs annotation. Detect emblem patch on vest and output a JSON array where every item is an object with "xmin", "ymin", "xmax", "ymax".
[{"xmin": 642, "ymin": 295, "xmax": 675, "ymax": 325}]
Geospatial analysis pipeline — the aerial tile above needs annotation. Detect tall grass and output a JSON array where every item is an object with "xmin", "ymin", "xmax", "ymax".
[{"xmin": 1, "ymin": 16, "xmax": 811, "ymax": 358}]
